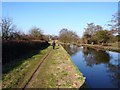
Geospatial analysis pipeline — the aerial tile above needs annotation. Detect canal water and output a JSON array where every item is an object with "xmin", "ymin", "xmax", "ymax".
[{"xmin": 63, "ymin": 44, "xmax": 120, "ymax": 88}]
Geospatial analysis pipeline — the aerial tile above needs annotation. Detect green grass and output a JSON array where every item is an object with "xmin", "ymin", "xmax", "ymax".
[
  {"xmin": 29, "ymin": 45, "xmax": 85, "ymax": 88},
  {"xmin": 2, "ymin": 46, "xmax": 51, "ymax": 88}
]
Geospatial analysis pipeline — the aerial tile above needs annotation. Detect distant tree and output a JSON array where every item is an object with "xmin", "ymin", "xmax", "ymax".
[
  {"xmin": 107, "ymin": 32, "xmax": 118, "ymax": 43},
  {"xmin": 59, "ymin": 28, "xmax": 79, "ymax": 44},
  {"xmin": 94, "ymin": 30, "xmax": 111, "ymax": 45},
  {"xmin": 9, "ymin": 30, "xmax": 21, "ymax": 40},
  {"xmin": 73, "ymin": 33, "xmax": 80, "ymax": 44},
  {"xmin": 83, "ymin": 23, "xmax": 103, "ymax": 44},
  {"xmin": 1, "ymin": 17, "xmax": 16, "ymax": 40},
  {"xmin": 108, "ymin": 13, "xmax": 119, "ymax": 34},
  {"xmin": 96, "ymin": 25, "xmax": 103, "ymax": 31},
  {"xmin": 59, "ymin": 28, "xmax": 68, "ymax": 35},
  {"xmin": 59, "ymin": 28, "xmax": 69, "ymax": 43},
  {"xmin": 29, "ymin": 27, "xmax": 43, "ymax": 40},
  {"xmin": 49, "ymin": 35, "xmax": 58, "ymax": 40},
  {"xmin": 42, "ymin": 35, "xmax": 49, "ymax": 41},
  {"xmin": 83, "ymin": 32, "xmax": 91, "ymax": 44},
  {"xmin": 84, "ymin": 23, "xmax": 103, "ymax": 36},
  {"xmin": 107, "ymin": 13, "xmax": 120, "ymax": 43},
  {"xmin": 90, "ymin": 35, "xmax": 97, "ymax": 44}
]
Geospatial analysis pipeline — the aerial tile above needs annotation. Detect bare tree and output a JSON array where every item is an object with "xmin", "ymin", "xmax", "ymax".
[
  {"xmin": 59, "ymin": 28, "xmax": 79, "ymax": 44},
  {"xmin": 1, "ymin": 17, "xmax": 16, "ymax": 40},
  {"xmin": 108, "ymin": 13, "xmax": 119, "ymax": 34},
  {"xmin": 83, "ymin": 23, "xmax": 103, "ymax": 44},
  {"xmin": 84, "ymin": 23, "xmax": 103, "ymax": 36},
  {"xmin": 29, "ymin": 27, "xmax": 43, "ymax": 40}
]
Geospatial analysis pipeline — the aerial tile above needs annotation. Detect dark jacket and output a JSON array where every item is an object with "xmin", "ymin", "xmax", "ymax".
[{"xmin": 52, "ymin": 41, "xmax": 56, "ymax": 46}]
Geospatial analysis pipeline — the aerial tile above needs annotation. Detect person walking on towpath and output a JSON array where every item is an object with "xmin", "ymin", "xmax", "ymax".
[{"xmin": 52, "ymin": 40, "xmax": 56, "ymax": 49}]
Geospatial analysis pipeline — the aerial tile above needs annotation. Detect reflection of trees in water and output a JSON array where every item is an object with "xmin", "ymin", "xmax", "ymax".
[
  {"xmin": 82, "ymin": 47, "xmax": 89, "ymax": 56},
  {"xmin": 62, "ymin": 44, "xmax": 80, "ymax": 56},
  {"xmin": 106, "ymin": 63, "xmax": 120, "ymax": 88},
  {"xmin": 82, "ymin": 46, "xmax": 119, "ymax": 87},
  {"xmin": 82, "ymin": 47, "xmax": 110, "ymax": 67}
]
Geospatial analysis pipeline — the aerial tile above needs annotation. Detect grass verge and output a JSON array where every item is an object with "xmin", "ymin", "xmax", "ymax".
[{"xmin": 29, "ymin": 45, "xmax": 85, "ymax": 88}]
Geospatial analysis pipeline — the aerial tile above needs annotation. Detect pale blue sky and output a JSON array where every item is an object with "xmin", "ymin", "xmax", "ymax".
[{"xmin": 2, "ymin": 2, "xmax": 118, "ymax": 37}]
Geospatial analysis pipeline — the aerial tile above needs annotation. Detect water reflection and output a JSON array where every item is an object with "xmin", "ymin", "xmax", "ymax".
[
  {"xmin": 62, "ymin": 44, "xmax": 80, "ymax": 56},
  {"xmin": 82, "ymin": 47, "xmax": 120, "ymax": 87},
  {"xmin": 63, "ymin": 44, "xmax": 120, "ymax": 88},
  {"xmin": 107, "ymin": 63, "xmax": 120, "ymax": 88},
  {"xmin": 82, "ymin": 47, "xmax": 110, "ymax": 67}
]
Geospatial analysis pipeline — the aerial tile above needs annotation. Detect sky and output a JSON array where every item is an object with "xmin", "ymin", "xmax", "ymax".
[{"xmin": 2, "ymin": 2, "xmax": 118, "ymax": 37}]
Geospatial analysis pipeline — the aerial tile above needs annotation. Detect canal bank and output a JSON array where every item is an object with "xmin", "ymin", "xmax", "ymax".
[
  {"xmin": 60, "ymin": 43, "xmax": 120, "ymax": 52},
  {"xmin": 82, "ymin": 44, "xmax": 120, "ymax": 52},
  {"xmin": 29, "ymin": 45, "xmax": 85, "ymax": 88}
]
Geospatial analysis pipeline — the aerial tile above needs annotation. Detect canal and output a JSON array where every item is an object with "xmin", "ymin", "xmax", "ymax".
[{"xmin": 63, "ymin": 44, "xmax": 120, "ymax": 88}]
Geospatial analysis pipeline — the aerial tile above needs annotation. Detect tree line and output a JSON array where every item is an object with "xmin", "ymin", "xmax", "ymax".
[
  {"xmin": 0, "ymin": 13, "xmax": 119, "ymax": 46},
  {"xmin": 0, "ymin": 17, "xmax": 49, "ymax": 42},
  {"xmin": 82, "ymin": 13, "xmax": 119, "ymax": 45},
  {"xmin": 82, "ymin": 23, "xmax": 118, "ymax": 45},
  {"xmin": 58, "ymin": 13, "xmax": 120, "ymax": 46}
]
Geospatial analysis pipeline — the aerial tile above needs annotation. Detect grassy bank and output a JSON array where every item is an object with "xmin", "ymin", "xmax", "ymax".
[
  {"xmin": 82, "ymin": 43, "xmax": 120, "ymax": 52},
  {"xmin": 26, "ymin": 45, "xmax": 85, "ymax": 88},
  {"xmin": 2, "ymin": 46, "xmax": 51, "ymax": 88}
]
